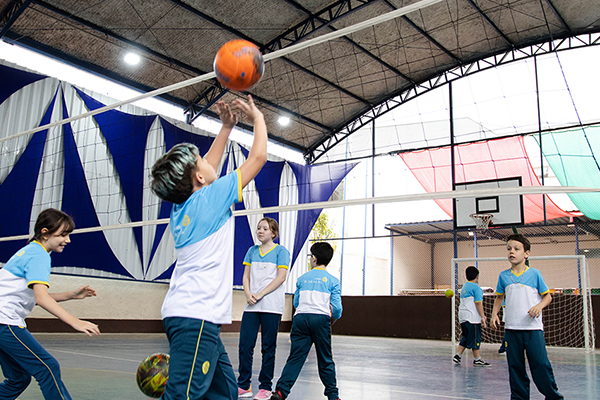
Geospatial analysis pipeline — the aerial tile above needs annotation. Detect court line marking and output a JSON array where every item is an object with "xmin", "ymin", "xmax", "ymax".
[
  {"xmin": 304, "ymin": 377, "xmax": 483, "ymax": 400},
  {"xmin": 44, "ymin": 348, "xmax": 142, "ymax": 363}
]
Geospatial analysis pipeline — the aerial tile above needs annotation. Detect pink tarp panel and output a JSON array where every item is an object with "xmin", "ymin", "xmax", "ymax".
[{"xmin": 399, "ymin": 136, "xmax": 576, "ymax": 223}]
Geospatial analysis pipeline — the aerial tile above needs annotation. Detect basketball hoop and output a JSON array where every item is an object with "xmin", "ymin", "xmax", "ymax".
[{"xmin": 470, "ymin": 213, "xmax": 493, "ymax": 230}]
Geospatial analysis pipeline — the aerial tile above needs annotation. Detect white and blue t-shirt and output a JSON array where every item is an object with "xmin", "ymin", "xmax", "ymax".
[
  {"xmin": 161, "ymin": 170, "xmax": 242, "ymax": 325},
  {"xmin": 294, "ymin": 268, "xmax": 342, "ymax": 320},
  {"xmin": 243, "ymin": 244, "xmax": 290, "ymax": 314},
  {"xmin": 458, "ymin": 281, "xmax": 483, "ymax": 324},
  {"xmin": 0, "ymin": 241, "xmax": 51, "ymax": 326},
  {"xmin": 495, "ymin": 266, "xmax": 549, "ymax": 330}
]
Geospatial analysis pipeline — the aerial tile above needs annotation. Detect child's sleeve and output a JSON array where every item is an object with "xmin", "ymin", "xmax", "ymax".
[
  {"xmin": 537, "ymin": 270, "xmax": 550, "ymax": 295},
  {"xmin": 277, "ymin": 246, "xmax": 290, "ymax": 270},
  {"xmin": 25, "ymin": 252, "xmax": 51, "ymax": 289},
  {"xmin": 330, "ymin": 279, "xmax": 342, "ymax": 320},
  {"xmin": 206, "ymin": 170, "xmax": 242, "ymax": 215},
  {"xmin": 495, "ymin": 273, "xmax": 505, "ymax": 295},
  {"xmin": 243, "ymin": 246, "xmax": 253, "ymax": 267},
  {"xmin": 293, "ymin": 280, "xmax": 301, "ymax": 309},
  {"xmin": 474, "ymin": 285, "xmax": 484, "ymax": 302}
]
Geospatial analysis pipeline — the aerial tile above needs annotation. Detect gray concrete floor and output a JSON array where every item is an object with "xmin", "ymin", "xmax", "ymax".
[{"xmin": 2, "ymin": 332, "xmax": 598, "ymax": 399}]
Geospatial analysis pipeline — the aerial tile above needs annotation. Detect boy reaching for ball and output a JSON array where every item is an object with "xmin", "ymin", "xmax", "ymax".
[
  {"xmin": 150, "ymin": 95, "xmax": 267, "ymax": 400},
  {"xmin": 452, "ymin": 266, "xmax": 490, "ymax": 366}
]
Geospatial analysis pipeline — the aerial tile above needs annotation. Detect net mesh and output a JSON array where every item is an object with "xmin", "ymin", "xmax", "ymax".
[
  {"xmin": 470, "ymin": 213, "xmax": 493, "ymax": 230},
  {"xmin": 452, "ymin": 256, "xmax": 594, "ymax": 350}
]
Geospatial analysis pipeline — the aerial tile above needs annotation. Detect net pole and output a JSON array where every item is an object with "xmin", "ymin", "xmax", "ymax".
[
  {"xmin": 451, "ymin": 258, "xmax": 456, "ymax": 345},
  {"xmin": 580, "ymin": 255, "xmax": 591, "ymax": 351}
]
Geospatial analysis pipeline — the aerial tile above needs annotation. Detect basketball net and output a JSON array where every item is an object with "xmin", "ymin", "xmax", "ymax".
[{"xmin": 469, "ymin": 213, "xmax": 493, "ymax": 232}]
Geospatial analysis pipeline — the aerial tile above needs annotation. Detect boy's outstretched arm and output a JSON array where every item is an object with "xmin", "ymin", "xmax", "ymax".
[
  {"xmin": 204, "ymin": 100, "xmax": 238, "ymax": 170},
  {"xmin": 33, "ymin": 284, "xmax": 101, "ymax": 336},
  {"xmin": 50, "ymin": 285, "xmax": 97, "ymax": 302},
  {"xmin": 491, "ymin": 294, "xmax": 504, "ymax": 329},
  {"xmin": 233, "ymin": 95, "xmax": 267, "ymax": 188}
]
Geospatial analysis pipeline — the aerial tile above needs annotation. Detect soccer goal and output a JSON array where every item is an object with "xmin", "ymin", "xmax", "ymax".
[{"xmin": 451, "ymin": 255, "xmax": 595, "ymax": 352}]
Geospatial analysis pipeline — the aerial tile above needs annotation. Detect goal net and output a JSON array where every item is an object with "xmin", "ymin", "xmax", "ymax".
[{"xmin": 451, "ymin": 255, "xmax": 594, "ymax": 351}]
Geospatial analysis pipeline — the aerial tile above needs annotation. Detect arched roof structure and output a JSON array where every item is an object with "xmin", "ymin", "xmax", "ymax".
[{"xmin": 1, "ymin": 0, "xmax": 599, "ymax": 163}]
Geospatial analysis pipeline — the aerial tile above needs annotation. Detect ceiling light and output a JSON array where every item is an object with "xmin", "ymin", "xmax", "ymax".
[
  {"xmin": 124, "ymin": 52, "xmax": 141, "ymax": 66},
  {"xmin": 278, "ymin": 116, "xmax": 290, "ymax": 126}
]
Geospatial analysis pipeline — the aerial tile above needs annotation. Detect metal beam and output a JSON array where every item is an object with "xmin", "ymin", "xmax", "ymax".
[
  {"xmin": 380, "ymin": 0, "xmax": 461, "ymax": 65},
  {"xmin": 32, "ymin": 0, "xmax": 207, "ymax": 76},
  {"xmin": 273, "ymin": 0, "xmax": 414, "ymax": 83},
  {"xmin": 306, "ymin": 32, "xmax": 600, "ymax": 164},
  {"xmin": 464, "ymin": 0, "xmax": 513, "ymax": 47},
  {"xmin": 543, "ymin": 0, "xmax": 571, "ymax": 32},
  {"xmin": 0, "ymin": 0, "xmax": 32, "ymax": 39}
]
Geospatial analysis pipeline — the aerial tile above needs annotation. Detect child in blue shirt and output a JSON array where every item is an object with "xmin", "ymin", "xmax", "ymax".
[
  {"xmin": 0, "ymin": 208, "xmax": 99, "ymax": 399},
  {"xmin": 491, "ymin": 234, "xmax": 563, "ymax": 399},
  {"xmin": 453, "ymin": 266, "xmax": 490, "ymax": 366},
  {"xmin": 270, "ymin": 242, "xmax": 342, "ymax": 400},
  {"xmin": 237, "ymin": 218, "xmax": 290, "ymax": 399},
  {"xmin": 150, "ymin": 95, "xmax": 267, "ymax": 400}
]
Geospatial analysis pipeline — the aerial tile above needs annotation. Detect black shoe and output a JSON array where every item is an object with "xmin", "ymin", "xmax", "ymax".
[
  {"xmin": 270, "ymin": 389, "xmax": 286, "ymax": 400},
  {"xmin": 452, "ymin": 354, "xmax": 461, "ymax": 364},
  {"xmin": 473, "ymin": 359, "xmax": 491, "ymax": 367}
]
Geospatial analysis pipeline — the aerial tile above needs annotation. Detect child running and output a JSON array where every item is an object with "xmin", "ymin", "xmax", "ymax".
[{"xmin": 0, "ymin": 208, "xmax": 100, "ymax": 399}]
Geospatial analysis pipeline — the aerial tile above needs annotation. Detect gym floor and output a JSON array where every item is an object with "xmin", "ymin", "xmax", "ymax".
[{"xmin": 4, "ymin": 332, "xmax": 598, "ymax": 399}]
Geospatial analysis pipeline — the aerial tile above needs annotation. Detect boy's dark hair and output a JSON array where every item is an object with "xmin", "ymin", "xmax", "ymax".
[
  {"xmin": 150, "ymin": 143, "xmax": 199, "ymax": 204},
  {"xmin": 465, "ymin": 266, "xmax": 479, "ymax": 281},
  {"xmin": 310, "ymin": 242, "xmax": 334, "ymax": 267},
  {"xmin": 506, "ymin": 233, "xmax": 531, "ymax": 252},
  {"xmin": 29, "ymin": 208, "xmax": 75, "ymax": 244}
]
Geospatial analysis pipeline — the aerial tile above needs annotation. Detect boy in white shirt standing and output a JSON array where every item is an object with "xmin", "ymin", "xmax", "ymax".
[{"xmin": 491, "ymin": 234, "xmax": 563, "ymax": 399}]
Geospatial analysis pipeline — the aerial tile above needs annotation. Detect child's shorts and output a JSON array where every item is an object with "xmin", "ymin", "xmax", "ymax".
[{"xmin": 459, "ymin": 321, "xmax": 482, "ymax": 349}]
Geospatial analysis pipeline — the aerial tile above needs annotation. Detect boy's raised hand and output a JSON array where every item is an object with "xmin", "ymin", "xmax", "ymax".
[
  {"xmin": 215, "ymin": 100, "xmax": 238, "ymax": 129},
  {"xmin": 232, "ymin": 95, "xmax": 263, "ymax": 124}
]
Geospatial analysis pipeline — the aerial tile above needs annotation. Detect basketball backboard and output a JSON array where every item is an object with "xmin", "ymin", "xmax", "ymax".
[{"xmin": 453, "ymin": 177, "xmax": 524, "ymax": 229}]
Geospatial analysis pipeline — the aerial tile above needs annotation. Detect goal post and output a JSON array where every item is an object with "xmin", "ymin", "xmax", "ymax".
[{"xmin": 451, "ymin": 255, "xmax": 595, "ymax": 352}]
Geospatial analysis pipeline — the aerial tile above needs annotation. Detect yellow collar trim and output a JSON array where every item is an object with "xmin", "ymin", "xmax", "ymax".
[
  {"xmin": 511, "ymin": 266, "xmax": 529, "ymax": 277},
  {"xmin": 32, "ymin": 240, "xmax": 48, "ymax": 252},
  {"xmin": 260, "ymin": 244, "xmax": 277, "ymax": 257}
]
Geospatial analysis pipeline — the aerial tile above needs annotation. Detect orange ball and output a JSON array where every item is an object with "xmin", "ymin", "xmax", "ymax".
[{"xmin": 213, "ymin": 40, "xmax": 264, "ymax": 91}]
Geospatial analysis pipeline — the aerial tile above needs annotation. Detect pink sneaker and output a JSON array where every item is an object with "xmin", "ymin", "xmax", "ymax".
[
  {"xmin": 253, "ymin": 389, "xmax": 272, "ymax": 399},
  {"xmin": 238, "ymin": 386, "xmax": 253, "ymax": 398}
]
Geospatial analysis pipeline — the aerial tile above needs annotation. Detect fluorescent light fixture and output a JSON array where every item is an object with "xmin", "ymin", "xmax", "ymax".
[
  {"xmin": 278, "ymin": 116, "xmax": 290, "ymax": 126},
  {"xmin": 124, "ymin": 52, "xmax": 141, "ymax": 66}
]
